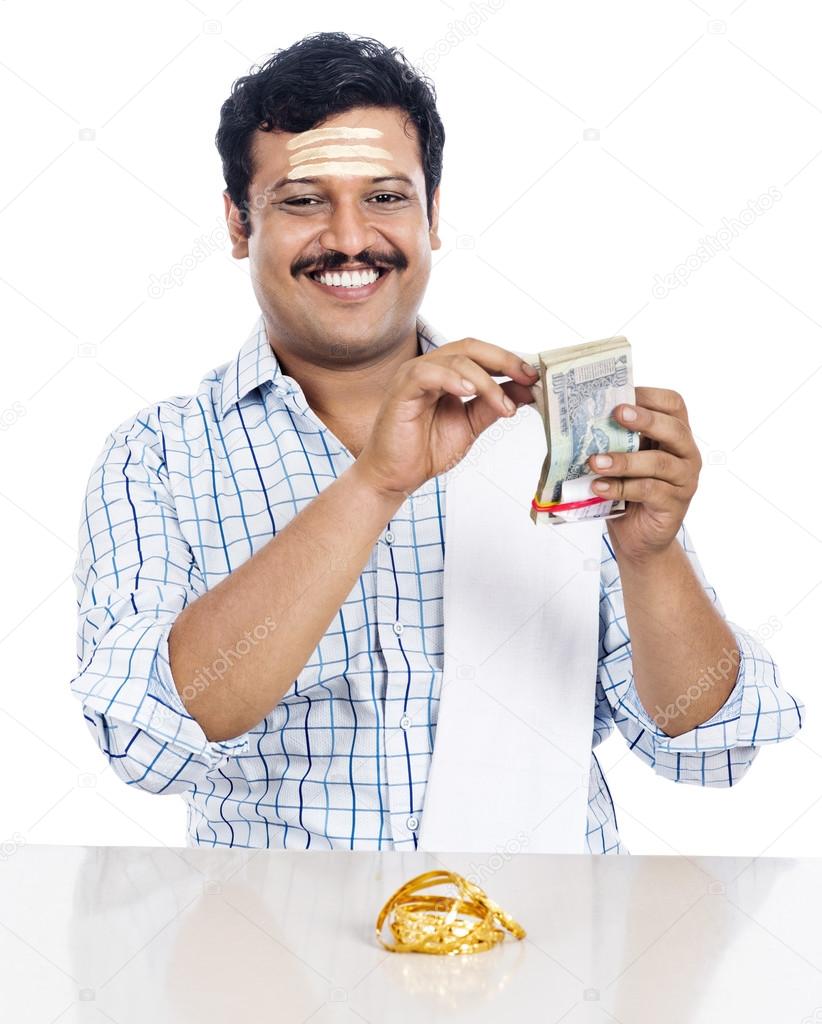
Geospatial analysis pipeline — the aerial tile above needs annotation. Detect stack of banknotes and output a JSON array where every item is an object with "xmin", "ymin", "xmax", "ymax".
[{"xmin": 512, "ymin": 336, "xmax": 640, "ymax": 525}]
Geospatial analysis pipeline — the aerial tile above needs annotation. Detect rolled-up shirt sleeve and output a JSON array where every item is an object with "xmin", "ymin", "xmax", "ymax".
[
  {"xmin": 70, "ymin": 410, "xmax": 251, "ymax": 795},
  {"xmin": 597, "ymin": 520, "xmax": 804, "ymax": 787}
]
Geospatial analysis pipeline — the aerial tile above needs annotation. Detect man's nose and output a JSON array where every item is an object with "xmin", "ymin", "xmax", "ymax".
[{"xmin": 318, "ymin": 198, "xmax": 376, "ymax": 257}]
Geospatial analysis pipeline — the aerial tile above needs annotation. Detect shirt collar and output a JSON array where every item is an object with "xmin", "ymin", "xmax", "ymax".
[{"xmin": 218, "ymin": 312, "xmax": 447, "ymax": 420}]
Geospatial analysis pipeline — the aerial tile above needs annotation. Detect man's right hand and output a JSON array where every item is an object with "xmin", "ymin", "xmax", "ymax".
[{"xmin": 353, "ymin": 338, "xmax": 540, "ymax": 501}]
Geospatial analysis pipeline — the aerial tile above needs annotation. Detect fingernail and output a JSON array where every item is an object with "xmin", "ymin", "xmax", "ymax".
[
  {"xmin": 594, "ymin": 455, "xmax": 613, "ymax": 468},
  {"xmin": 503, "ymin": 396, "xmax": 516, "ymax": 413},
  {"xmin": 592, "ymin": 480, "xmax": 610, "ymax": 491},
  {"xmin": 621, "ymin": 405, "xmax": 638, "ymax": 421},
  {"xmin": 461, "ymin": 379, "xmax": 476, "ymax": 393},
  {"xmin": 522, "ymin": 362, "xmax": 539, "ymax": 376}
]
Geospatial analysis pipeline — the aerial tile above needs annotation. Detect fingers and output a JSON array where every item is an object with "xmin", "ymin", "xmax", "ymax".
[
  {"xmin": 447, "ymin": 354, "xmax": 518, "ymax": 418},
  {"xmin": 401, "ymin": 359, "xmax": 481, "ymax": 404},
  {"xmin": 394, "ymin": 340, "xmax": 540, "ymax": 443},
  {"xmin": 587, "ymin": 449, "xmax": 691, "ymax": 487},
  {"xmin": 592, "ymin": 389, "xmax": 700, "ymax": 501},
  {"xmin": 632, "ymin": 387, "xmax": 690, "ymax": 425},
  {"xmin": 438, "ymin": 343, "xmax": 540, "ymax": 418},
  {"xmin": 397, "ymin": 360, "xmax": 526, "ymax": 424},
  {"xmin": 448, "ymin": 338, "xmax": 542, "ymax": 386},
  {"xmin": 466, "ymin": 380, "xmax": 524, "ymax": 436},
  {"xmin": 501, "ymin": 378, "xmax": 538, "ymax": 407},
  {"xmin": 590, "ymin": 475, "xmax": 681, "ymax": 508},
  {"xmin": 612, "ymin": 401, "xmax": 693, "ymax": 458}
]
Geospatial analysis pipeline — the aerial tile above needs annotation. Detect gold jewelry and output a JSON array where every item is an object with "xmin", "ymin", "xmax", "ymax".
[{"xmin": 375, "ymin": 869, "xmax": 525, "ymax": 955}]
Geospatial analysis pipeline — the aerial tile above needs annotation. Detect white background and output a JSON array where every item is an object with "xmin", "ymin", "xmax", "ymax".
[{"xmin": 0, "ymin": 0, "xmax": 819, "ymax": 858}]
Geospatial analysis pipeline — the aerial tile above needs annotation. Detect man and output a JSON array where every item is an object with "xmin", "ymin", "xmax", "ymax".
[{"xmin": 70, "ymin": 32, "xmax": 803, "ymax": 853}]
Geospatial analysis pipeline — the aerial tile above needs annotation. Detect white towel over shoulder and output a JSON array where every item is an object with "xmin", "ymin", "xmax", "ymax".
[{"xmin": 418, "ymin": 405, "xmax": 603, "ymax": 854}]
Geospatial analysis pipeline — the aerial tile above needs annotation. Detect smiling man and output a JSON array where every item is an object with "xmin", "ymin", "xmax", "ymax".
[
  {"xmin": 232, "ymin": 99, "xmax": 438, "ymax": 455},
  {"xmin": 70, "ymin": 32, "xmax": 803, "ymax": 853}
]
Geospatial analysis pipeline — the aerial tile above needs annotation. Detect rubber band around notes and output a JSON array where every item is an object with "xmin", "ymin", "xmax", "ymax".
[
  {"xmin": 531, "ymin": 493, "xmax": 610, "ymax": 513},
  {"xmin": 375, "ymin": 869, "xmax": 526, "ymax": 955}
]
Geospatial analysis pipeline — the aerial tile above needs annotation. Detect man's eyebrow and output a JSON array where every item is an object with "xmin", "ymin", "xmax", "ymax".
[{"xmin": 266, "ymin": 174, "xmax": 417, "ymax": 193}]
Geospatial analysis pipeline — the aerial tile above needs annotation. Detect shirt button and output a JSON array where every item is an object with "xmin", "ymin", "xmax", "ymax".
[
  {"xmin": 406, "ymin": 816, "xmax": 419, "ymax": 831},
  {"xmin": 384, "ymin": 530, "xmax": 395, "ymax": 544},
  {"xmin": 392, "ymin": 621, "xmax": 404, "ymax": 635},
  {"xmin": 399, "ymin": 714, "xmax": 411, "ymax": 730}
]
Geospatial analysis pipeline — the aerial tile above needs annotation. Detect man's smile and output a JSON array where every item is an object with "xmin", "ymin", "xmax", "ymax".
[{"xmin": 303, "ymin": 265, "xmax": 394, "ymax": 301}]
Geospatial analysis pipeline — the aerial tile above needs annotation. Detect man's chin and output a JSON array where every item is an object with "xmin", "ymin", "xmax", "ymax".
[
  {"xmin": 298, "ymin": 314, "xmax": 415, "ymax": 363},
  {"xmin": 313, "ymin": 327, "xmax": 390, "ymax": 361}
]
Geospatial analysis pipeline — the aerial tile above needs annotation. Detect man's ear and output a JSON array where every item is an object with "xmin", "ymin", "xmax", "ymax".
[
  {"xmin": 429, "ymin": 185, "xmax": 442, "ymax": 251},
  {"xmin": 223, "ymin": 191, "xmax": 250, "ymax": 259}
]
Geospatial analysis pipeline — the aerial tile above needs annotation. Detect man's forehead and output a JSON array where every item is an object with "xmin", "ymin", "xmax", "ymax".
[
  {"xmin": 252, "ymin": 107, "xmax": 421, "ymax": 181},
  {"xmin": 280, "ymin": 106, "xmax": 416, "ymax": 148}
]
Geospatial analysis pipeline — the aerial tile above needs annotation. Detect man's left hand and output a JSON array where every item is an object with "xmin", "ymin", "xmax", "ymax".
[{"xmin": 587, "ymin": 387, "xmax": 702, "ymax": 565}]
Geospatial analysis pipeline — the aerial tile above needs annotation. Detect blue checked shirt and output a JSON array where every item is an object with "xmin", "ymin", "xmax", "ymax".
[{"xmin": 70, "ymin": 313, "xmax": 804, "ymax": 853}]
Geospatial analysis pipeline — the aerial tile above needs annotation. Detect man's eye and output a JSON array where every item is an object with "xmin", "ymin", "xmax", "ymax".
[{"xmin": 280, "ymin": 193, "xmax": 406, "ymax": 208}]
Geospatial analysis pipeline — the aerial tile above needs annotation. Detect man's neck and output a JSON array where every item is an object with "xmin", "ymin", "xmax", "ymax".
[
  {"xmin": 267, "ymin": 324, "xmax": 423, "ymax": 454},
  {"xmin": 266, "ymin": 321, "xmax": 423, "ymax": 454}
]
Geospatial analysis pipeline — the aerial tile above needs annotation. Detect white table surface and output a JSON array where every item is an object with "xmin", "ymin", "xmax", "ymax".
[{"xmin": 2, "ymin": 844, "xmax": 821, "ymax": 1023}]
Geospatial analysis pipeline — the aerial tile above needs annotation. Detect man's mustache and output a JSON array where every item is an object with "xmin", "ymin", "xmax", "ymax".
[{"xmin": 293, "ymin": 249, "xmax": 408, "ymax": 276}]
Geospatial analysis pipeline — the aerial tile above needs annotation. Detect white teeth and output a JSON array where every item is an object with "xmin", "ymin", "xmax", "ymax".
[{"xmin": 314, "ymin": 268, "xmax": 380, "ymax": 288}]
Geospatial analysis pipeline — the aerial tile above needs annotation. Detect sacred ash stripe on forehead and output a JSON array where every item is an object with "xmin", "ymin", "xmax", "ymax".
[
  {"xmin": 285, "ymin": 125, "xmax": 384, "ymax": 150},
  {"xmin": 290, "ymin": 144, "xmax": 392, "ymax": 167},
  {"xmin": 285, "ymin": 125, "xmax": 393, "ymax": 180}
]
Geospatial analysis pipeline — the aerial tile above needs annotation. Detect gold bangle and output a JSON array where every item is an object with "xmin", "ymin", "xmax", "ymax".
[{"xmin": 375, "ymin": 870, "xmax": 526, "ymax": 955}]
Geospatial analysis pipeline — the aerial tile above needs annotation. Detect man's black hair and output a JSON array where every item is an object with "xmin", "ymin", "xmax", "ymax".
[{"xmin": 215, "ymin": 31, "xmax": 445, "ymax": 236}]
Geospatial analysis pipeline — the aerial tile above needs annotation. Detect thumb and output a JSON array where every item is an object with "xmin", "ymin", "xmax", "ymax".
[
  {"xmin": 462, "ymin": 379, "xmax": 534, "ymax": 438},
  {"xmin": 502, "ymin": 379, "xmax": 537, "ymax": 407}
]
